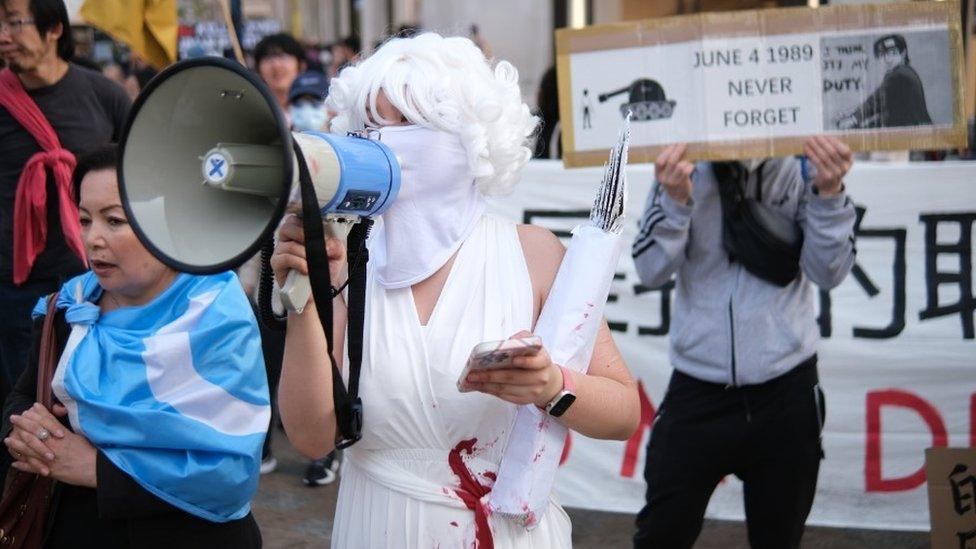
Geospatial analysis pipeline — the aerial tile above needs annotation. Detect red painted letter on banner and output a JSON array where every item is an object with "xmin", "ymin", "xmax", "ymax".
[
  {"xmin": 620, "ymin": 380, "xmax": 656, "ymax": 478},
  {"xmin": 970, "ymin": 393, "xmax": 975, "ymax": 448},
  {"xmin": 865, "ymin": 389, "xmax": 948, "ymax": 492}
]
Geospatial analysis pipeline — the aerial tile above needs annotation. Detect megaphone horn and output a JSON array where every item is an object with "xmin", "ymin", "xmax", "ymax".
[{"xmin": 119, "ymin": 57, "xmax": 400, "ymax": 312}]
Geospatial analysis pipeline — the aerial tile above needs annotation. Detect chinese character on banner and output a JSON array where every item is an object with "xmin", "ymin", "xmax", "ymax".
[
  {"xmin": 633, "ymin": 280, "xmax": 674, "ymax": 337},
  {"xmin": 818, "ymin": 206, "xmax": 907, "ymax": 339},
  {"xmin": 918, "ymin": 213, "xmax": 976, "ymax": 339}
]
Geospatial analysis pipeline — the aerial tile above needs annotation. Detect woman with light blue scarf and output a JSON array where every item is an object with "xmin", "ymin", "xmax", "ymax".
[{"xmin": 0, "ymin": 145, "xmax": 269, "ymax": 548}]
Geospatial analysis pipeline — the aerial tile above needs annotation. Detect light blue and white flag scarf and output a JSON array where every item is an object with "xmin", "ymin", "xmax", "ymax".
[{"xmin": 33, "ymin": 270, "xmax": 270, "ymax": 522}]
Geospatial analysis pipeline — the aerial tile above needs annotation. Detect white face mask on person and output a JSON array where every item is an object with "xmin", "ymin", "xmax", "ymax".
[
  {"xmin": 370, "ymin": 125, "xmax": 485, "ymax": 289},
  {"xmin": 289, "ymin": 103, "xmax": 328, "ymax": 132}
]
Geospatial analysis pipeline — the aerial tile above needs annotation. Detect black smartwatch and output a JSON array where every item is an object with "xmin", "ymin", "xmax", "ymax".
[{"xmin": 543, "ymin": 366, "xmax": 577, "ymax": 418}]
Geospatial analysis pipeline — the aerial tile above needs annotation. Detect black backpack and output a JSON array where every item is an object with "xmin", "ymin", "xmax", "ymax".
[{"xmin": 713, "ymin": 161, "xmax": 803, "ymax": 287}]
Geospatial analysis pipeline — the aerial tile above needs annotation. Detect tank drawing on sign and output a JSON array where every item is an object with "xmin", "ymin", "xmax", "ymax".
[{"xmin": 598, "ymin": 79, "xmax": 676, "ymax": 121}]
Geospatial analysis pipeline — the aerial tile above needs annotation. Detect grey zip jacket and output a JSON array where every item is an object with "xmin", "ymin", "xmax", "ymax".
[{"xmin": 632, "ymin": 158, "xmax": 856, "ymax": 386}]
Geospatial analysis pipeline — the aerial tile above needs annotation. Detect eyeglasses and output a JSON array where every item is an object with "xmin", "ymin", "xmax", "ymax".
[{"xmin": 0, "ymin": 18, "xmax": 34, "ymax": 35}]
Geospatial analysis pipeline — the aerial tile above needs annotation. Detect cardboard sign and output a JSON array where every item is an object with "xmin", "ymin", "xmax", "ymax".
[
  {"xmin": 926, "ymin": 448, "xmax": 976, "ymax": 549},
  {"xmin": 556, "ymin": 2, "xmax": 967, "ymax": 166}
]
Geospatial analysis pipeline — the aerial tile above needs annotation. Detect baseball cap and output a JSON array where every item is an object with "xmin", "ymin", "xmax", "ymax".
[
  {"xmin": 873, "ymin": 34, "xmax": 907, "ymax": 57},
  {"xmin": 288, "ymin": 71, "xmax": 330, "ymax": 104}
]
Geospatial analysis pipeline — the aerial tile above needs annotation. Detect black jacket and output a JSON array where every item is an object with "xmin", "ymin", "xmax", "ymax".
[
  {"xmin": 0, "ymin": 310, "xmax": 262, "ymax": 548},
  {"xmin": 854, "ymin": 63, "xmax": 932, "ymax": 128}
]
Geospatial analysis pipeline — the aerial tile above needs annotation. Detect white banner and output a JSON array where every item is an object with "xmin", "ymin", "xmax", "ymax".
[{"xmin": 487, "ymin": 160, "xmax": 976, "ymax": 532}]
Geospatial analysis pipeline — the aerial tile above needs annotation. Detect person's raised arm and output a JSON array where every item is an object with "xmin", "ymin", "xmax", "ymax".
[
  {"xmin": 272, "ymin": 214, "xmax": 347, "ymax": 458},
  {"xmin": 798, "ymin": 136, "xmax": 857, "ymax": 290},
  {"xmin": 632, "ymin": 144, "xmax": 695, "ymax": 290}
]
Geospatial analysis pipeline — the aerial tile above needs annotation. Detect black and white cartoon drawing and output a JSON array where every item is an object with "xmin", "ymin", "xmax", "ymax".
[{"xmin": 599, "ymin": 79, "xmax": 676, "ymax": 121}]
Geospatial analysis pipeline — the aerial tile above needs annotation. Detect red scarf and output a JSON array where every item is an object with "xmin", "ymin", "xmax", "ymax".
[{"xmin": 0, "ymin": 68, "xmax": 86, "ymax": 285}]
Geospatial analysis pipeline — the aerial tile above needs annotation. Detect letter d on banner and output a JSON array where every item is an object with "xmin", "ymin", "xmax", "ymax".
[{"xmin": 865, "ymin": 390, "xmax": 948, "ymax": 492}]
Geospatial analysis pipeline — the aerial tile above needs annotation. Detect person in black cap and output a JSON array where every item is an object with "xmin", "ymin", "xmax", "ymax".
[
  {"xmin": 288, "ymin": 70, "xmax": 330, "ymax": 132},
  {"xmin": 837, "ymin": 33, "xmax": 931, "ymax": 130}
]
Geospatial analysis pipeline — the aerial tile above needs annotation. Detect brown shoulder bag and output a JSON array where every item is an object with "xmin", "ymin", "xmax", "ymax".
[{"xmin": 0, "ymin": 292, "xmax": 60, "ymax": 547}]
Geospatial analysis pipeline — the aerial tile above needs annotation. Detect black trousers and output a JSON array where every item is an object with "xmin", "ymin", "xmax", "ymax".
[{"xmin": 634, "ymin": 356, "xmax": 825, "ymax": 549}]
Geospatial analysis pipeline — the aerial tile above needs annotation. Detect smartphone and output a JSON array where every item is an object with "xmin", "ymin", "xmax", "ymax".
[{"xmin": 457, "ymin": 335, "xmax": 542, "ymax": 392}]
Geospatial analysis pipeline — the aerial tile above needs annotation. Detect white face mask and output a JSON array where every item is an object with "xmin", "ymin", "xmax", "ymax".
[
  {"xmin": 289, "ymin": 103, "xmax": 328, "ymax": 132},
  {"xmin": 371, "ymin": 125, "xmax": 485, "ymax": 289}
]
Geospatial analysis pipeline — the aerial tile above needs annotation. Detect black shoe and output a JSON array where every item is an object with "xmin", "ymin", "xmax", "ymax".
[{"xmin": 303, "ymin": 454, "xmax": 339, "ymax": 486}]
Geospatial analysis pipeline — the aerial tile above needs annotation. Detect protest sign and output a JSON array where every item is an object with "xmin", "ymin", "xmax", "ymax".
[
  {"xmin": 556, "ymin": 2, "xmax": 967, "ymax": 167},
  {"xmin": 926, "ymin": 448, "xmax": 976, "ymax": 548}
]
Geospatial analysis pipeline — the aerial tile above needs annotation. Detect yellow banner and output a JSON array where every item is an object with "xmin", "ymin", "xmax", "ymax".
[{"xmin": 80, "ymin": 0, "xmax": 178, "ymax": 71}]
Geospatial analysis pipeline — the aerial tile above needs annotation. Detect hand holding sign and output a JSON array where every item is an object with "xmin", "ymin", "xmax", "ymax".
[
  {"xmin": 655, "ymin": 144, "xmax": 694, "ymax": 205},
  {"xmin": 804, "ymin": 136, "xmax": 852, "ymax": 198}
]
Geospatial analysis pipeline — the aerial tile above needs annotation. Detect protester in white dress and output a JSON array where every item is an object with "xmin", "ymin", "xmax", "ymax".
[{"xmin": 273, "ymin": 33, "xmax": 641, "ymax": 548}]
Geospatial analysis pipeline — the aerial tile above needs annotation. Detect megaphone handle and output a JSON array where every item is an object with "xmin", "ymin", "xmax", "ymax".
[
  {"xmin": 279, "ymin": 220, "xmax": 355, "ymax": 314},
  {"xmin": 280, "ymin": 270, "xmax": 312, "ymax": 314}
]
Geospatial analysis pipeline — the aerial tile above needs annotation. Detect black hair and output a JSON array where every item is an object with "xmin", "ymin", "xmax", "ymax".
[
  {"xmin": 253, "ymin": 33, "xmax": 305, "ymax": 68},
  {"xmin": 395, "ymin": 25, "xmax": 421, "ymax": 39},
  {"xmin": 72, "ymin": 144, "xmax": 117, "ymax": 205},
  {"xmin": 4, "ymin": 0, "xmax": 75, "ymax": 60},
  {"xmin": 339, "ymin": 35, "xmax": 361, "ymax": 55},
  {"xmin": 873, "ymin": 34, "xmax": 910, "ymax": 64}
]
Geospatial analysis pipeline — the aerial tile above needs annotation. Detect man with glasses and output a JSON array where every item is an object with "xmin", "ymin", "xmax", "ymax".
[{"xmin": 0, "ymin": 0, "xmax": 130, "ymax": 414}]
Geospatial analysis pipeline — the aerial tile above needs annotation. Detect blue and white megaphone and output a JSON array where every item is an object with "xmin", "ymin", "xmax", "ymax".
[{"xmin": 118, "ymin": 57, "xmax": 400, "ymax": 312}]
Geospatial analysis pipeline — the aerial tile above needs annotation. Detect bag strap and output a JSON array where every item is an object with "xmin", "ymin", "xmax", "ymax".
[
  {"xmin": 293, "ymin": 141, "xmax": 365, "ymax": 449},
  {"xmin": 344, "ymin": 220, "xmax": 370, "ymax": 402},
  {"xmin": 35, "ymin": 292, "xmax": 59, "ymax": 409}
]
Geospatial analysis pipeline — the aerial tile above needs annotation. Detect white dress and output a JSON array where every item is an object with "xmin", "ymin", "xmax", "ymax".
[{"xmin": 331, "ymin": 215, "xmax": 573, "ymax": 548}]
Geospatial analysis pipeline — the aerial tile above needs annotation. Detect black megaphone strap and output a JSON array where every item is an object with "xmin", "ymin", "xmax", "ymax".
[{"xmin": 292, "ymin": 140, "xmax": 364, "ymax": 448}]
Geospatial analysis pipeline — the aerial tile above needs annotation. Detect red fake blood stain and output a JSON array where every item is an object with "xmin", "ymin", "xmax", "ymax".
[
  {"xmin": 449, "ymin": 439, "xmax": 494, "ymax": 549},
  {"xmin": 450, "ymin": 521, "xmax": 459, "ymax": 528},
  {"xmin": 533, "ymin": 446, "xmax": 545, "ymax": 463}
]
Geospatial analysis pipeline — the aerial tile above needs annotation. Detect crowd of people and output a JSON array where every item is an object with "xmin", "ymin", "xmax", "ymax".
[{"xmin": 0, "ymin": 0, "xmax": 962, "ymax": 548}]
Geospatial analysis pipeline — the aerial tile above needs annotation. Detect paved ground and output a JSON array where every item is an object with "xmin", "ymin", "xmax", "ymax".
[{"xmin": 252, "ymin": 434, "xmax": 930, "ymax": 548}]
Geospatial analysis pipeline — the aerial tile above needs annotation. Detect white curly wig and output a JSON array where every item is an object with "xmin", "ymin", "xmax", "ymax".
[{"xmin": 326, "ymin": 33, "xmax": 539, "ymax": 196}]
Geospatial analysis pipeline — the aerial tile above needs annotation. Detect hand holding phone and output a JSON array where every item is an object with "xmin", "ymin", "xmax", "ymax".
[{"xmin": 457, "ymin": 335, "xmax": 542, "ymax": 392}]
